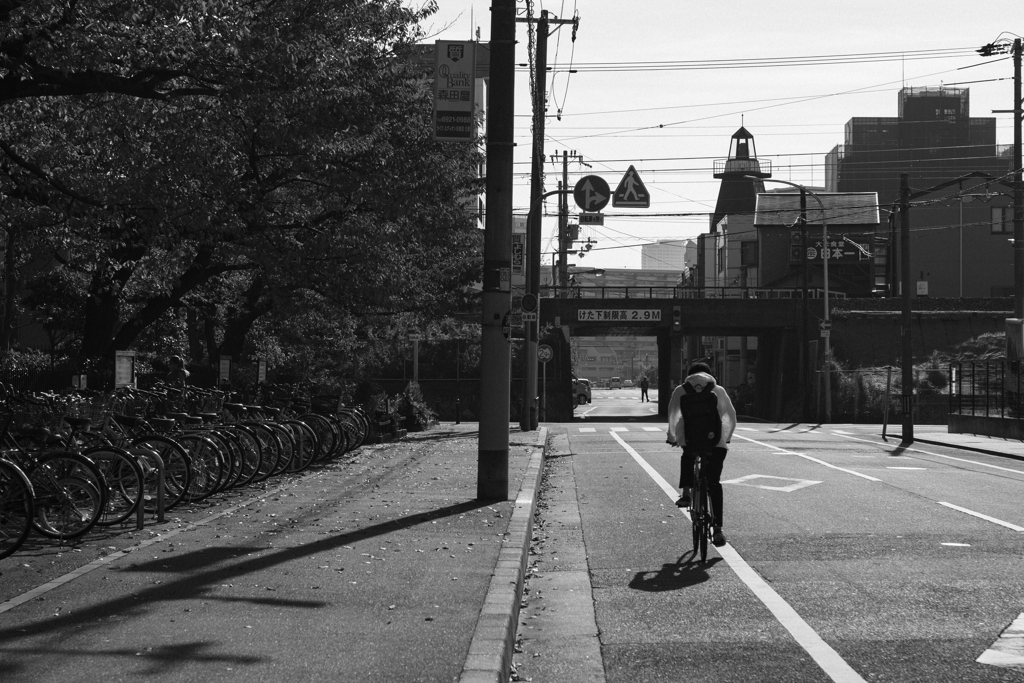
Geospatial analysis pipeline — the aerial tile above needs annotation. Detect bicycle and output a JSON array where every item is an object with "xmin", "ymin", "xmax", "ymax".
[
  {"xmin": 690, "ymin": 450, "xmax": 714, "ymax": 563},
  {"xmin": 0, "ymin": 456, "xmax": 34, "ymax": 559}
]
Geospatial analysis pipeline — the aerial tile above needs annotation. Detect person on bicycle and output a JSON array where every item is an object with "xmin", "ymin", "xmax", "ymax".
[{"xmin": 666, "ymin": 362, "xmax": 736, "ymax": 547}]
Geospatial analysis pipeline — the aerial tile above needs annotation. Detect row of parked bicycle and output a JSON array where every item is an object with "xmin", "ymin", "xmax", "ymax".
[{"xmin": 0, "ymin": 383, "xmax": 372, "ymax": 560}]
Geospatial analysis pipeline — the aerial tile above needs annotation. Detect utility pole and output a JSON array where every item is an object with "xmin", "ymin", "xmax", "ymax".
[
  {"xmin": 799, "ymin": 188, "xmax": 809, "ymax": 421},
  {"xmin": 1014, "ymin": 38, "xmax": 1023, "ymax": 319},
  {"xmin": 900, "ymin": 173, "xmax": 914, "ymax": 445},
  {"xmin": 477, "ymin": 0, "xmax": 516, "ymax": 500},
  {"xmin": 518, "ymin": 10, "xmax": 576, "ymax": 431},
  {"xmin": 559, "ymin": 150, "xmax": 570, "ymax": 296}
]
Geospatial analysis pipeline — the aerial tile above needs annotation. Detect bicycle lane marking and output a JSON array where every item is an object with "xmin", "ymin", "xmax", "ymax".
[
  {"xmin": 0, "ymin": 483, "xmax": 291, "ymax": 615},
  {"xmin": 832, "ymin": 432, "xmax": 1024, "ymax": 476},
  {"xmin": 731, "ymin": 433, "xmax": 882, "ymax": 482},
  {"xmin": 609, "ymin": 432, "xmax": 868, "ymax": 683}
]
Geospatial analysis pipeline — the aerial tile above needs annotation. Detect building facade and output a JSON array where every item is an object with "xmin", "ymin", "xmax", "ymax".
[{"xmin": 825, "ymin": 86, "xmax": 1015, "ymax": 298}]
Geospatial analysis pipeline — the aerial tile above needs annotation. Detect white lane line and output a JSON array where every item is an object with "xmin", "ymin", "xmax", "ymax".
[
  {"xmin": 938, "ymin": 502, "xmax": 1024, "ymax": 532},
  {"xmin": 886, "ymin": 466, "xmax": 926, "ymax": 470},
  {"xmin": 833, "ymin": 433, "xmax": 1024, "ymax": 475},
  {"xmin": 610, "ymin": 432, "xmax": 867, "ymax": 683},
  {"xmin": 642, "ymin": 427, "xmax": 663, "ymax": 432},
  {"xmin": 0, "ymin": 484, "xmax": 290, "ymax": 615},
  {"xmin": 579, "ymin": 427, "xmax": 597, "ymax": 433},
  {"xmin": 736, "ymin": 427, "xmax": 760, "ymax": 431},
  {"xmin": 610, "ymin": 427, "xmax": 628, "ymax": 433},
  {"xmin": 977, "ymin": 612, "xmax": 1024, "ymax": 670},
  {"xmin": 732, "ymin": 434, "xmax": 882, "ymax": 482}
]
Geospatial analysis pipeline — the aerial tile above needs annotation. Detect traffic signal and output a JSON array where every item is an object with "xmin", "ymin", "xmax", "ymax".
[{"xmin": 672, "ymin": 305, "xmax": 682, "ymax": 332}]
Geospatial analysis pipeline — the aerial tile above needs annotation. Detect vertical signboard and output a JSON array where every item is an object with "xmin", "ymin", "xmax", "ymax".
[
  {"xmin": 258, "ymin": 358, "xmax": 267, "ymax": 384},
  {"xmin": 219, "ymin": 355, "xmax": 232, "ymax": 387},
  {"xmin": 433, "ymin": 41, "xmax": 477, "ymax": 141},
  {"xmin": 114, "ymin": 350, "xmax": 136, "ymax": 388}
]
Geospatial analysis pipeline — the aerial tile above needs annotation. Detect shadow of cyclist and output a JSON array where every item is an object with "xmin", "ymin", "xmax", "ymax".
[{"xmin": 628, "ymin": 553, "xmax": 723, "ymax": 592}]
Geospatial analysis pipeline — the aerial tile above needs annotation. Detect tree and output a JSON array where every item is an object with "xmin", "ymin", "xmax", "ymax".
[{"xmin": 1, "ymin": 0, "xmax": 484, "ymax": 378}]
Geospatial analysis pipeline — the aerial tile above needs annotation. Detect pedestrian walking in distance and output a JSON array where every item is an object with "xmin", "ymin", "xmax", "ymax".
[{"xmin": 640, "ymin": 376, "xmax": 650, "ymax": 402}]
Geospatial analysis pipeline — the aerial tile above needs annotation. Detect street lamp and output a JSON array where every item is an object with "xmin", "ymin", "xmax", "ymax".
[{"xmin": 746, "ymin": 176, "xmax": 831, "ymax": 422}]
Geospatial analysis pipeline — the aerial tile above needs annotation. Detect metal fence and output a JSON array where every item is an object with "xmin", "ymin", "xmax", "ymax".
[{"xmin": 948, "ymin": 361, "xmax": 1023, "ymax": 419}]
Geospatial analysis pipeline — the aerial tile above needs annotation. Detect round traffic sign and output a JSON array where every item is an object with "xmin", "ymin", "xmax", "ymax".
[
  {"xmin": 538, "ymin": 344, "xmax": 553, "ymax": 363},
  {"xmin": 521, "ymin": 293, "xmax": 538, "ymax": 313},
  {"xmin": 573, "ymin": 175, "xmax": 610, "ymax": 213}
]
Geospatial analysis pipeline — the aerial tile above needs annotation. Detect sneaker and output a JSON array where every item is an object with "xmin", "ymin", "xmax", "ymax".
[
  {"xmin": 712, "ymin": 529, "xmax": 727, "ymax": 547},
  {"xmin": 675, "ymin": 493, "xmax": 691, "ymax": 508}
]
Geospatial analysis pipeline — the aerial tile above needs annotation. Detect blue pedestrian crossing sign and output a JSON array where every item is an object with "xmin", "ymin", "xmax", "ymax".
[{"xmin": 612, "ymin": 165, "xmax": 650, "ymax": 208}]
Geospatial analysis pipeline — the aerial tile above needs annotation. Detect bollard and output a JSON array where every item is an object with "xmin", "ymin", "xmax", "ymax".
[{"xmin": 455, "ymin": 398, "xmax": 461, "ymax": 424}]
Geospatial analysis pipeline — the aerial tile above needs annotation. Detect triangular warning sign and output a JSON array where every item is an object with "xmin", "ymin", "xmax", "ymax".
[{"xmin": 612, "ymin": 165, "xmax": 651, "ymax": 208}]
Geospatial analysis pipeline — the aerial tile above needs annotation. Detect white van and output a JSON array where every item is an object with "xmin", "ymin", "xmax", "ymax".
[{"xmin": 609, "ymin": 376, "xmax": 622, "ymax": 389}]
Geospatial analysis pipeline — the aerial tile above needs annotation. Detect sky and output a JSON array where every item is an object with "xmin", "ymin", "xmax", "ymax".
[{"xmin": 414, "ymin": 1, "xmax": 1021, "ymax": 270}]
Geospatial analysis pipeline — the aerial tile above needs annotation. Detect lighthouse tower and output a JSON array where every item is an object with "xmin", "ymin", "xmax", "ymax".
[{"xmin": 710, "ymin": 126, "xmax": 771, "ymax": 232}]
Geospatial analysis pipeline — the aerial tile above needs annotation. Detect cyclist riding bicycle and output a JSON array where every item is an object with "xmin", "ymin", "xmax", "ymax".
[{"xmin": 666, "ymin": 362, "xmax": 737, "ymax": 547}]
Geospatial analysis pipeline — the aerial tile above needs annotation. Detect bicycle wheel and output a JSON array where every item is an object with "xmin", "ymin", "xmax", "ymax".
[
  {"xmin": 284, "ymin": 420, "xmax": 320, "ymax": 472},
  {"xmin": 175, "ymin": 432, "xmax": 225, "ymax": 503},
  {"xmin": 84, "ymin": 446, "xmax": 145, "ymax": 527},
  {"xmin": 28, "ymin": 452, "xmax": 106, "ymax": 540},
  {"xmin": 223, "ymin": 425, "xmax": 262, "ymax": 487},
  {"xmin": 131, "ymin": 435, "xmax": 192, "ymax": 511},
  {"xmin": 298, "ymin": 412, "xmax": 339, "ymax": 460},
  {"xmin": 244, "ymin": 423, "xmax": 281, "ymax": 483},
  {"xmin": 0, "ymin": 460, "xmax": 34, "ymax": 559},
  {"xmin": 698, "ymin": 487, "xmax": 710, "ymax": 563}
]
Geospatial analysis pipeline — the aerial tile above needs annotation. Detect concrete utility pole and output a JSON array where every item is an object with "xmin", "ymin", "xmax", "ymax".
[
  {"xmin": 477, "ymin": 0, "xmax": 516, "ymax": 500},
  {"xmin": 520, "ymin": 9, "xmax": 548, "ymax": 433},
  {"xmin": 1014, "ymin": 39, "xmax": 1023, "ymax": 319},
  {"xmin": 900, "ymin": 173, "xmax": 914, "ymax": 445},
  {"xmin": 800, "ymin": 188, "xmax": 809, "ymax": 421},
  {"xmin": 518, "ymin": 10, "xmax": 577, "ymax": 431}
]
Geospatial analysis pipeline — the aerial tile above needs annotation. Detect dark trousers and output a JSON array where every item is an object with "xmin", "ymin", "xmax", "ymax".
[
  {"xmin": 679, "ymin": 446, "xmax": 727, "ymax": 527},
  {"xmin": 641, "ymin": 387, "xmax": 649, "ymax": 401}
]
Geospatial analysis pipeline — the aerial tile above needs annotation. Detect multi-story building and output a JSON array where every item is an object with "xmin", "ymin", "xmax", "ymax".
[
  {"xmin": 640, "ymin": 239, "xmax": 691, "ymax": 271},
  {"xmin": 825, "ymin": 86, "xmax": 1015, "ymax": 297}
]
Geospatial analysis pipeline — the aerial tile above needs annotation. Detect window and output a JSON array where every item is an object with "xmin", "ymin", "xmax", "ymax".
[
  {"xmin": 740, "ymin": 241, "xmax": 758, "ymax": 267},
  {"xmin": 717, "ymin": 245, "xmax": 726, "ymax": 273},
  {"xmin": 993, "ymin": 207, "xmax": 1013, "ymax": 234}
]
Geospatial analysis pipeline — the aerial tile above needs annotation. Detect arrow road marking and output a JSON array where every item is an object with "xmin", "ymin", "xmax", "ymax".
[
  {"xmin": 610, "ymin": 431, "xmax": 867, "ymax": 683},
  {"xmin": 977, "ymin": 613, "xmax": 1024, "ymax": 671}
]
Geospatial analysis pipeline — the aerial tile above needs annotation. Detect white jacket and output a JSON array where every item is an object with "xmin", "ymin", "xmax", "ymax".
[{"xmin": 666, "ymin": 372, "xmax": 737, "ymax": 449}]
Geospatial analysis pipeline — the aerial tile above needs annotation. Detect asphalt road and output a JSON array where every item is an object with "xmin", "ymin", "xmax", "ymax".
[
  {"xmin": 577, "ymin": 389, "xmax": 659, "ymax": 420},
  {"xmin": 514, "ymin": 422, "xmax": 1024, "ymax": 682}
]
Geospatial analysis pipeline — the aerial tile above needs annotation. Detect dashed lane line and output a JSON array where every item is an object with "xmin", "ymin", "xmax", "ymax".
[
  {"xmin": 609, "ymin": 432, "xmax": 868, "ymax": 683},
  {"xmin": 731, "ymin": 433, "xmax": 882, "ymax": 482},
  {"xmin": 938, "ymin": 502, "xmax": 1024, "ymax": 532}
]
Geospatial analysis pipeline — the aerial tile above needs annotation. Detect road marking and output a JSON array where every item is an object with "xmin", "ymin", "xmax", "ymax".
[
  {"xmin": 941, "ymin": 542, "xmax": 971, "ymax": 547},
  {"xmin": 0, "ymin": 483, "xmax": 291, "ymax": 615},
  {"xmin": 736, "ymin": 427, "xmax": 760, "ymax": 431},
  {"xmin": 579, "ymin": 427, "xmax": 597, "ymax": 433},
  {"xmin": 977, "ymin": 613, "xmax": 1024, "ymax": 671},
  {"xmin": 732, "ymin": 434, "xmax": 882, "ymax": 482},
  {"xmin": 610, "ymin": 427, "xmax": 628, "ymax": 432},
  {"xmin": 642, "ymin": 427, "xmax": 663, "ymax": 432},
  {"xmin": 610, "ymin": 431, "xmax": 867, "ymax": 683},
  {"xmin": 886, "ymin": 466, "xmax": 926, "ymax": 470},
  {"xmin": 722, "ymin": 474, "xmax": 822, "ymax": 492},
  {"xmin": 938, "ymin": 502, "xmax": 1024, "ymax": 532},
  {"xmin": 833, "ymin": 433, "xmax": 1024, "ymax": 475}
]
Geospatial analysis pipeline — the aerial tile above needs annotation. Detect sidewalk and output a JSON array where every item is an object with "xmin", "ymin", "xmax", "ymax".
[
  {"xmin": 0, "ymin": 423, "xmax": 547, "ymax": 683},
  {"xmin": 886, "ymin": 423, "xmax": 1024, "ymax": 461}
]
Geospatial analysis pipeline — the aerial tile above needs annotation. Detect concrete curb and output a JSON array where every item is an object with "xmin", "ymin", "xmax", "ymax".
[{"xmin": 460, "ymin": 428, "xmax": 548, "ymax": 683}]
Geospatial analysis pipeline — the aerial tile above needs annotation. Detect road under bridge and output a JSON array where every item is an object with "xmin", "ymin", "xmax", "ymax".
[{"xmin": 539, "ymin": 295, "xmax": 807, "ymax": 422}]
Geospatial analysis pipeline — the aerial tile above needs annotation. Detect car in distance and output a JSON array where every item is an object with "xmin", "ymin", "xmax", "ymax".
[
  {"xmin": 624, "ymin": 379, "xmax": 633, "ymax": 387},
  {"xmin": 609, "ymin": 376, "xmax": 622, "ymax": 390},
  {"xmin": 573, "ymin": 378, "xmax": 592, "ymax": 405}
]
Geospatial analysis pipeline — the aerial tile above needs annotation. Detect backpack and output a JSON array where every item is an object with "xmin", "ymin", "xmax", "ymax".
[{"xmin": 679, "ymin": 379, "xmax": 722, "ymax": 450}]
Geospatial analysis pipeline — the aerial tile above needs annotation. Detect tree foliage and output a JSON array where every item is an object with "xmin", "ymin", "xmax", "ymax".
[{"xmin": 0, "ymin": 0, "xmax": 483, "ymax": 381}]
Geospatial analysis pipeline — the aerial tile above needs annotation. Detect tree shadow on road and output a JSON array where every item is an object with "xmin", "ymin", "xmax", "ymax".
[{"xmin": 628, "ymin": 554, "xmax": 723, "ymax": 591}]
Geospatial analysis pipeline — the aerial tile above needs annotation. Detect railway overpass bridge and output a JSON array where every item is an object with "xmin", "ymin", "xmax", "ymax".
[{"xmin": 538, "ymin": 287, "xmax": 814, "ymax": 421}]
